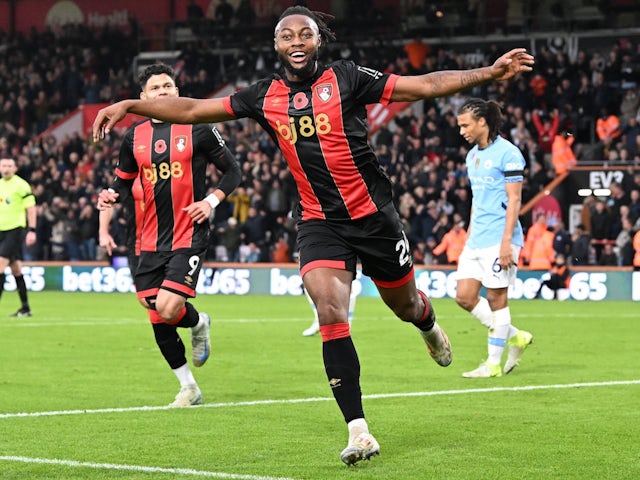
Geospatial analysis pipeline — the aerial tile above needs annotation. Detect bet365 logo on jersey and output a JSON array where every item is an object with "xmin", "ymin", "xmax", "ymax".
[
  {"xmin": 276, "ymin": 113, "xmax": 332, "ymax": 145},
  {"xmin": 142, "ymin": 161, "xmax": 184, "ymax": 184}
]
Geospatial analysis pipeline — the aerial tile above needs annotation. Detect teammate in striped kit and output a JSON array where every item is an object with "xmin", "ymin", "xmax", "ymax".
[
  {"xmin": 93, "ymin": 8, "xmax": 534, "ymax": 464},
  {"xmin": 97, "ymin": 64, "xmax": 241, "ymax": 407}
]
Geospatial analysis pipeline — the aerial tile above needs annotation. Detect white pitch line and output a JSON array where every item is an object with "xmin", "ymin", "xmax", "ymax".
[
  {"xmin": 0, "ymin": 317, "xmax": 310, "ymax": 327},
  {"xmin": 0, "ymin": 456, "xmax": 297, "ymax": 480},
  {"xmin": 1, "ymin": 379, "xmax": 638, "ymax": 420}
]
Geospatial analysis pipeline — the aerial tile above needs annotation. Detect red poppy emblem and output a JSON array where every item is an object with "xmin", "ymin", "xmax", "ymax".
[
  {"xmin": 154, "ymin": 139, "xmax": 167, "ymax": 154},
  {"xmin": 316, "ymin": 84, "xmax": 332, "ymax": 102},
  {"xmin": 175, "ymin": 135, "xmax": 188, "ymax": 152},
  {"xmin": 293, "ymin": 92, "xmax": 309, "ymax": 109}
]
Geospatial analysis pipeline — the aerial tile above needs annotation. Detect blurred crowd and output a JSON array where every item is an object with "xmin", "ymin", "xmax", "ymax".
[{"xmin": 1, "ymin": 25, "xmax": 640, "ymax": 267}]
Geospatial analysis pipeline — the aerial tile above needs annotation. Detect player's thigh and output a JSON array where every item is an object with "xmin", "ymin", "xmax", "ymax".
[
  {"xmin": 297, "ymin": 220, "xmax": 358, "ymax": 277},
  {"xmin": 160, "ymin": 248, "xmax": 207, "ymax": 298},
  {"xmin": 356, "ymin": 203, "xmax": 413, "ymax": 284}
]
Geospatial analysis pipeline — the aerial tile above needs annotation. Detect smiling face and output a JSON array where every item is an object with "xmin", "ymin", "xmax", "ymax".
[{"xmin": 274, "ymin": 14, "xmax": 321, "ymax": 82}]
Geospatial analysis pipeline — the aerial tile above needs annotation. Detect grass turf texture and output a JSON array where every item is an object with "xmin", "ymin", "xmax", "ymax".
[{"xmin": 0, "ymin": 292, "xmax": 638, "ymax": 479}]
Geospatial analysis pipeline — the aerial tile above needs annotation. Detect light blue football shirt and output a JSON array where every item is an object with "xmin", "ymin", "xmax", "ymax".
[{"xmin": 465, "ymin": 135, "xmax": 525, "ymax": 249}]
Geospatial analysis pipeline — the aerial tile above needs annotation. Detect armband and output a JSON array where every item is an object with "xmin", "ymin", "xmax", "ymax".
[{"xmin": 204, "ymin": 193, "xmax": 221, "ymax": 210}]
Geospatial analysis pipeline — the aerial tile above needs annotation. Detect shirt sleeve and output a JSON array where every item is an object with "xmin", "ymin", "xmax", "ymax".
[{"xmin": 194, "ymin": 124, "xmax": 242, "ymax": 196}]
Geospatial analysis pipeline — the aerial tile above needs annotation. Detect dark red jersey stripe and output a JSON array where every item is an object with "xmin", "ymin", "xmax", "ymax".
[
  {"xmin": 320, "ymin": 323, "xmax": 351, "ymax": 342},
  {"xmin": 380, "ymin": 74, "xmax": 399, "ymax": 104},
  {"xmin": 300, "ymin": 259, "xmax": 347, "ymax": 278},
  {"xmin": 313, "ymin": 68, "xmax": 377, "ymax": 219},
  {"xmin": 133, "ymin": 122, "xmax": 159, "ymax": 251},
  {"xmin": 162, "ymin": 279, "xmax": 195, "ymax": 297},
  {"xmin": 261, "ymin": 80, "xmax": 325, "ymax": 220},
  {"xmin": 170, "ymin": 124, "xmax": 195, "ymax": 250},
  {"xmin": 372, "ymin": 267, "xmax": 415, "ymax": 288},
  {"xmin": 115, "ymin": 168, "xmax": 138, "ymax": 180},
  {"xmin": 136, "ymin": 287, "xmax": 159, "ymax": 299},
  {"xmin": 132, "ymin": 179, "xmax": 144, "ymax": 255}
]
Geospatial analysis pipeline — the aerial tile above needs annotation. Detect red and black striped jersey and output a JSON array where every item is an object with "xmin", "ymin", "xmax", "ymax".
[
  {"xmin": 115, "ymin": 121, "xmax": 234, "ymax": 252},
  {"xmin": 223, "ymin": 60, "xmax": 399, "ymax": 221}
]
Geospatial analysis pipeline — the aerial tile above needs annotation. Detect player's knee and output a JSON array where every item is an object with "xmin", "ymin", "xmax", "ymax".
[
  {"xmin": 316, "ymin": 302, "xmax": 347, "ymax": 324},
  {"xmin": 455, "ymin": 293, "xmax": 474, "ymax": 312},
  {"xmin": 155, "ymin": 301, "xmax": 185, "ymax": 323}
]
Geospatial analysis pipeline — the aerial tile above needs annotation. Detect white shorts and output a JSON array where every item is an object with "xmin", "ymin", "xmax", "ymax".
[{"xmin": 457, "ymin": 244, "xmax": 521, "ymax": 289}]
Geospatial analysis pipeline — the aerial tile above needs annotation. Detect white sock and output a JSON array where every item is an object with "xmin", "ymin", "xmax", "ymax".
[
  {"xmin": 471, "ymin": 297, "xmax": 492, "ymax": 328},
  {"xmin": 347, "ymin": 418, "xmax": 369, "ymax": 438},
  {"xmin": 173, "ymin": 363, "xmax": 197, "ymax": 387},
  {"xmin": 473, "ymin": 297, "xmax": 518, "ymax": 339},
  {"xmin": 487, "ymin": 307, "xmax": 511, "ymax": 365},
  {"xmin": 347, "ymin": 291, "xmax": 356, "ymax": 324}
]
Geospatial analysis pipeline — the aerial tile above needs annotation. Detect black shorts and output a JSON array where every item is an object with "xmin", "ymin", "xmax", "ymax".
[
  {"xmin": 134, "ymin": 248, "xmax": 206, "ymax": 300},
  {"xmin": 0, "ymin": 228, "xmax": 25, "ymax": 261},
  {"xmin": 297, "ymin": 202, "xmax": 414, "ymax": 286}
]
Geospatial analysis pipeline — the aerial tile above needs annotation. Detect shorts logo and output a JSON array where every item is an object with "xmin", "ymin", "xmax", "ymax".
[
  {"xmin": 316, "ymin": 84, "xmax": 332, "ymax": 102},
  {"xmin": 175, "ymin": 136, "xmax": 188, "ymax": 152},
  {"xmin": 154, "ymin": 139, "xmax": 167, "ymax": 154},
  {"xmin": 293, "ymin": 92, "xmax": 309, "ymax": 109},
  {"xmin": 185, "ymin": 275, "xmax": 193, "ymax": 285}
]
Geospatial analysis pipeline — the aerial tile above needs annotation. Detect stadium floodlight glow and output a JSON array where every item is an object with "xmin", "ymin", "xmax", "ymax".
[
  {"xmin": 577, "ymin": 188, "xmax": 592, "ymax": 196},
  {"xmin": 593, "ymin": 188, "xmax": 611, "ymax": 197}
]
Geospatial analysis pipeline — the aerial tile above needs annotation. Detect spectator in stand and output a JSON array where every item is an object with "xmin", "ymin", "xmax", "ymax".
[
  {"xmin": 598, "ymin": 243, "xmax": 618, "ymax": 266},
  {"xmin": 240, "ymin": 206, "xmax": 266, "ymax": 261},
  {"xmin": 596, "ymin": 108, "xmax": 622, "ymax": 150},
  {"xmin": 628, "ymin": 189, "xmax": 640, "ymax": 226},
  {"xmin": 634, "ymin": 228, "xmax": 640, "ymax": 270},
  {"xmin": 227, "ymin": 185, "xmax": 251, "ymax": 223},
  {"xmin": 619, "ymin": 88, "xmax": 638, "ymax": 127},
  {"xmin": 616, "ymin": 217, "xmax": 635, "ymax": 266},
  {"xmin": 208, "ymin": 0, "xmax": 234, "ymax": 28},
  {"xmin": 551, "ymin": 130, "xmax": 577, "ymax": 175},
  {"xmin": 403, "ymin": 36, "xmax": 431, "ymax": 74},
  {"xmin": 525, "ymin": 223, "xmax": 555, "ymax": 270},
  {"xmin": 590, "ymin": 199, "xmax": 613, "ymax": 263},
  {"xmin": 431, "ymin": 218, "xmax": 467, "ymax": 265},
  {"xmin": 621, "ymin": 116, "xmax": 640, "ymax": 157},
  {"xmin": 534, "ymin": 253, "xmax": 570, "ymax": 300},
  {"xmin": 520, "ymin": 212, "xmax": 547, "ymax": 265},
  {"xmin": 570, "ymin": 223, "xmax": 591, "ymax": 266},
  {"xmin": 532, "ymin": 108, "xmax": 560, "ymax": 169},
  {"xmin": 528, "ymin": 73, "xmax": 549, "ymax": 109},
  {"xmin": 216, "ymin": 216, "xmax": 242, "ymax": 262},
  {"xmin": 551, "ymin": 219, "xmax": 572, "ymax": 257}
]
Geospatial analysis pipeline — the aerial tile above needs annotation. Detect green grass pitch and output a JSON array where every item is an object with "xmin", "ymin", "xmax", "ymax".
[{"xmin": 0, "ymin": 292, "xmax": 638, "ymax": 479}]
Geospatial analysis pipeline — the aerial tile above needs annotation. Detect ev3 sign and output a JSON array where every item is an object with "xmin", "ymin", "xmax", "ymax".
[{"xmin": 588, "ymin": 170, "xmax": 624, "ymax": 188}]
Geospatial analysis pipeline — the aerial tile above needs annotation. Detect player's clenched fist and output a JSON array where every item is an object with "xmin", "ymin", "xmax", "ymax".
[{"xmin": 97, "ymin": 188, "xmax": 119, "ymax": 210}]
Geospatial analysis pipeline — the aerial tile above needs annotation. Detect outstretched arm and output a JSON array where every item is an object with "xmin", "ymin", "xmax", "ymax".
[
  {"xmin": 390, "ymin": 48, "xmax": 534, "ymax": 102},
  {"xmin": 93, "ymin": 97, "xmax": 236, "ymax": 141}
]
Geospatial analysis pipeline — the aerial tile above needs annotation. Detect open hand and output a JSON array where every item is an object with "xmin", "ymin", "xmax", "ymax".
[{"xmin": 491, "ymin": 48, "xmax": 535, "ymax": 81}]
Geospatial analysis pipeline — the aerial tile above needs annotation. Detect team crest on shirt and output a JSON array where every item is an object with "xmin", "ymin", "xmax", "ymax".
[
  {"xmin": 292, "ymin": 92, "xmax": 309, "ymax": 109},
  {"xmin": 154, "ymin": 139, "xmax": 167, "ymax": 154},
  {"xmin": 175, "ymin": 136, "xmax": 188, "ymax": 152},
  {"xmin": 315, "ymin": 84, "xmax": 332, "ymax": 102}
]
